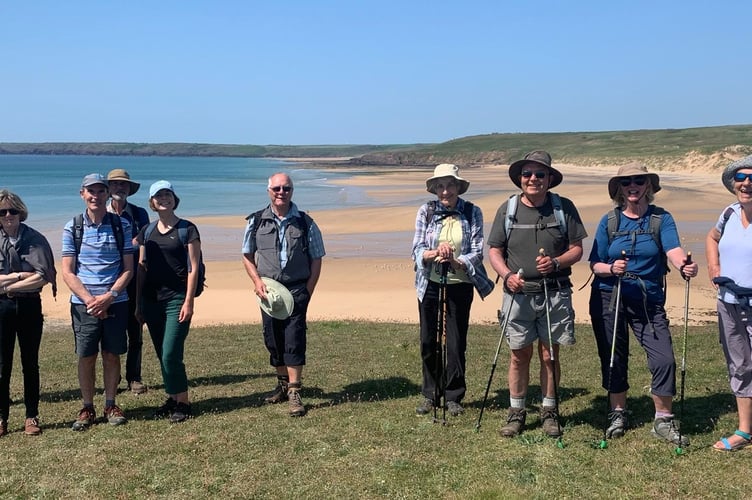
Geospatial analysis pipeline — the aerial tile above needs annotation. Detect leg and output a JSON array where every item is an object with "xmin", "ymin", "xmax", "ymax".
[
  {"xmin": 101, "ymin": 351, "xmax": 121, "ymax": 401},
  {"xmin": 284, "ymin": 287, "xmax": 310, "ymax": 417},
  {"xmin": 160, "ymin": 296, "xmax": 191, "ymax": 402},
  {"xmin": 78, "ymin": 354, "xmax": 97, "ymax": 405},
  {"xmin": 0, "ymin": 299, "xmax": 17, "ymax": 422},
  {"xmin": 16, "ymin": 297, "xmax": 43, "ymax": 418},
  {"xmin": 124, "ymin": 278, "xmax": 144, "ymax": 387},
  {"xmin": 444, "ymin": 283, "xmax": 473, "ymax": 405},
  {"xmin": 418, "ymin": 282, "xmax": 439, "ymax": 401}
]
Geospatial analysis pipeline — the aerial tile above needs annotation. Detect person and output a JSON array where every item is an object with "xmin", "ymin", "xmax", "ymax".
[
  {"xmin": 487, "ymin": 151, "xmax": 587, "ymax": 438},
  {"xmin": 589, "ymin": 162, "xmax": 697, "ymax": 446},
  {"xmin": 411, "ymin": 164, "xmax": 494, "ymax": 417},
  {"xmin": 135, "ymin": 181, "xmax": 200, "ymax": 423},
  {"xmin": 107, "ymin": 168, "xmax": 150, "ymax": 395},
  {"xmin": 706, "ymin": 155, "xmax": 752, "ymax": 451},
  {"xmin": 61, "ymin": 173, "xmax": 133, "ymax": 431},
  {"xmin": 0, "ymin": 190, "xmax": 56, "ymax": 437},
  {"xmin": 242, "ymin": 172, "xmax": 325, "ymax": 417}
]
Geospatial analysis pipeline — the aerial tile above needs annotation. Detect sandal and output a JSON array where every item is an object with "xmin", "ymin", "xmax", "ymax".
[{"xmin": 713, "ymin": 430, "xmax": 752, "ymax": 452}]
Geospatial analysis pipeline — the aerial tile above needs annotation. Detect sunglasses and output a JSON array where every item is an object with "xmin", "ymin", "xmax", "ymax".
[
  {"xmin": 0, "ymin": 209, "xmax": 20, "ymax": 217},
  {"xmin": 270, "ymin": 186, "xmax": 292, "ymax": 193},
  {"xmin": 619, "ymin": 176, "xmax": 647, "ymax": 187},
  {"xmin": 521, "ymin": 170, "xmax": 547, "ymax": 179},
  {"xmin": 734, "ymin": 172, "xmax": 752, "ymax": 183}
]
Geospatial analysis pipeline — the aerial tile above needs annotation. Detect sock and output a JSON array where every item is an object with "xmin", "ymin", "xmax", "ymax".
[
  {"xmin": 655, "ymin": 411, "xmax": 673, "ymax": 419},
  {"xmin": 83, "ymin": 403, "xmax": 94, "ymax": 410},
  {"xmin": 105, "ymin": 399, "xmax": 115, "ymax": 408},
  {"xmin": 542, "ymin": 397, "xmax": 557, "ymax": 408},
  {"xmin": 510, "ymin": 396, "xmax": 526, "ymax": 409}
]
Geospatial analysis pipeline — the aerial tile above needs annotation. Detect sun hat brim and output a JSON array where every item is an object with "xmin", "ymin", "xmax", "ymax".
[
  {"xmin": 257, "ymin": 277, "xmax": 294, "ymax": 320},
  {"xmin": 607, "ymin": 163, "xmax": 661, "ymax": 199}
]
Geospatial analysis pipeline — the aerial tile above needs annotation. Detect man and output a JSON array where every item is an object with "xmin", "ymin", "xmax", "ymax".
[
  {"xmin": 242, "ymin": 172, "xmax": 325, "ymax": 417},
  {"xmin": 107, "ymin": 168, "xmax": 150, "ymax": 395},
  {"xmin": 61, "ymin": 173, "xmax": 133, "ymax": 430},
  {"xmin": 487, "ymin": 151, "xmax": 587, "ymax": 438}
]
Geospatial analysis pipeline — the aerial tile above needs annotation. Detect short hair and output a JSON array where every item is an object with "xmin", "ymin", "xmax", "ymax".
[
  {"xmin": 613, "ymin": 185, "xmax": 655, "ymax": 207},
  {"xmin": 267, "ymin": 172, "xmax": 293, "ymax": 189},
  {"xmin": 0, "ymin": 189, "xmax": 29, "ymax": 222},
  {"xmin": 149, "ymin": 192, "xmax": 181, "ymax": 211}
]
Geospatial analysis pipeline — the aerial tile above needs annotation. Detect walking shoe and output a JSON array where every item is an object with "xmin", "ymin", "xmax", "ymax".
[
  {"xmin": 128, "ymin": 380, "xmax": 148, "ymax": 395},
  {"xmin": 263, "ymin": 377, "xmax": 289, "ymax": 404},
  {"xmin": 72, "ymin": 407, "xmax": 96, "ymax": 431},
  {"xmin": 153, "ymin": 398, "xmax": 177, "ymax": 419},
  {"xmin": 169, "ymin": 402, "xmax": 192, "ymax": 423},
  {"xmin": 541, "ymin": 406, "xmax": 563, "ymax": 437},
  {"xmin": 606, "ymin": 409, "xmax": 629, "ymax": 438},
  {"xmin": 0, "ymin": 419, "xmax": 7, "ymax": 437},
  {"xmin": 287, "ymin": 383, "xmax": 306, "ymax": 417},
  {"xmin": 24, "ymin": 417, "xmax": 42, "ymax": 436},
  {"xmin": 651, "ymin": 416, "xmax": 689, "ymax": 446},
  {"xmin": 446, "ymin": 401, "xmax": 464, "ymax": 417},
  {"xmin": 499, "ymin": 408, "xmax": 527, "ymax": 437},
  {"xmin": 416, "ymin": 398, "xmax": 435, "ymax": 416},
  {"xmin": 104, "ymin": 405, "xmax": 127, "ymax": 426}
]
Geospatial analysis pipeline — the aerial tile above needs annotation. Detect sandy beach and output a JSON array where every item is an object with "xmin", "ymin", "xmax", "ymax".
[{"xmin": 41, "ymin": 162, "xmax": 732, "ymax": 329}]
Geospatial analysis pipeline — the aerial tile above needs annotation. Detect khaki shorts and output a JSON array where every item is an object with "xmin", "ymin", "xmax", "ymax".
[{"xmin": 500, "ymin": 288, "xmax": 576, "ymax": 350}]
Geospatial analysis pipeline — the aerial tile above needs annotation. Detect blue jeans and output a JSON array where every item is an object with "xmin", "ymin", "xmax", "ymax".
[{"xmin": 143, "ymin": 294, "xmax": 190, "ymax": 394}]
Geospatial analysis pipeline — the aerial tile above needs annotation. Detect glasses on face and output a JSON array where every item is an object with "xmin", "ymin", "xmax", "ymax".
[
  {"xmin": 0, "ymin": 209, "xmax": 20, "ymax": 217},
  {"xmin": 734, "ymin": 172, "xmax": 752, "ymax": 183},
  {"xmin": 434, "ymin": 181, "xmax": 458, "ymax": 192},
  {"xmin": 619, "ymin": 176, "xmax": 647, "ymax": 187},
  {"xmin": 270, "ymin": 186, "xmax": 292, "ymax": 193},
  {"xmin": 521, "ymin": 170, "xmax": 547, "ymax": 179}
]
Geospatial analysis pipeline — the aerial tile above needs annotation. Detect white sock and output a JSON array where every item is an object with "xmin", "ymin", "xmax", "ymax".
[{"xmin": 510, "ymin": 396, "xmax": 526, "ymax": 409}]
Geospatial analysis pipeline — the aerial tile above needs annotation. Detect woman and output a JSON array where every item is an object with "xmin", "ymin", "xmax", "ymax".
[
  {"xmin": 706, "ymin": 155, "xmax": 752, "ymax": 451},
  {"xmin": 135, "ymin": 181, "xmax": 200, "ymax": 423},
  {"xmin": 0, "ymin": 189, "xmax": 56, "ymax": 436},
  {"xmin": 589, "ymin": 163, "xmax": 696, "ymax": 445},
  {"xmin": 411, "ymin": 164, "xmax": 494, "ymax": 417}
]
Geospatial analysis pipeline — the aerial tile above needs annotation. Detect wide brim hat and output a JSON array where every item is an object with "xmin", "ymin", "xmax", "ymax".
[
  {"xmin": 257, "ymin": 277, "xmax": 294, "ymax": 320},
  {"xmin": 508, "ymin": 150, "xmax": 563, "ymax": 189},
  {"xmin": 107, "ymin": 168, "xmax": 141, "ymax": 195},
  {"xmin": 425, "ymin": 163, "xmax": 469, "ymax": 195},
  {"xmin": 722, "ymin": 155, "xmax": 752, "ymax": 193},
  {"xmin": 607, "ymin": 162, "xmax": 661, "ymax": 199}
]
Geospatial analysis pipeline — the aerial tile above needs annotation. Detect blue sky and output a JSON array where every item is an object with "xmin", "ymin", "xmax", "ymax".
[{"xmin": 2, "ymin": 1, "xmax": 750, "ymax": 145}]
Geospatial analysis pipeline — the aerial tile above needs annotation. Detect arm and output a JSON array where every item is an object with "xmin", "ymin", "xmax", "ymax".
[
  {"xmin": 179, "ymin": 239, "xmax": 200, "ymax": 322},
  {"xmin": 135, "ymin": 244, "xmax": 146, "ymax": 324},
  {"xmin": 706, "ymin": 227, "xmax": 721, "ymax": 286},
  {"xmin": 666, "ymin": 247, "xmax": 697, "ymax": 278},
  {"xmin": 537, "ymin": 240, "xmax": 584, "ymax": 275},
  {"xmin": 1, "ymin": 271, "xmax": 47, "ymax": 294},
  {"xmin": 242, "ymin": 252, "xmax": 268, "ymax": 300},
  {"xmin": 307, "ymin": 258, "xmax": 322, "ymax": 296},
  {"xmin": 489, "ymin": 246, "xmax": 523, "ymax": 293}
]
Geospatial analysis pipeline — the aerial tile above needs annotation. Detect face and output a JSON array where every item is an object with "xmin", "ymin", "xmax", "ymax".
[
  {"xmin": 433, "ymin": 177, "xmax": 459, "ymax": 209},
  {"xmin": 80, "ymin": 184, "xmax": 109, "ymax": 212},
  {"xmin": 0, "ymin": 202, "xmax": 21, "ymax": 233},
  {"xmin": 519, "ymin": 163, "xmax": 550, "ymax": 197},
  {"xmin": 734, "ymin": 168, "xmax": 752, "ymax": 204},
  {"xmin": 108, "ymin": 180, "xmax": 131, "ymax": 201},
  {"xmin": 268, "ymin": 174, "xmax": 293, "ymax": 211},
  {"xmin": 618, "ymin": 175, "xmax": 648, "ymax": 203},
  {"xmin": 151, "ymin": 189, "xmax": 176, "ymax": 212}
]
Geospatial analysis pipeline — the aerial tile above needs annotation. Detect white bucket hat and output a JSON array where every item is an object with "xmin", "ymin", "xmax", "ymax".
[
  {"xmin": 426, "ymin": 164, "xmax": 470, "ymax": 195},
  {"xmin": 257, "ymin": 277, "xmax": 294, "ymax": 320}
]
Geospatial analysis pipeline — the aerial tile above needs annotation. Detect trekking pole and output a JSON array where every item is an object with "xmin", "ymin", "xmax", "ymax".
[
  {"xmin": 475, "ymin": 268, "xmax": 523, "ymax": 432},
  {"xmin": 600, "ymin": 250, "xmax": 626, "ymax": 450},
  {"xmin": 433, "ymin": 261, "xmax": 449, "ymax": 425},
  {"xmin": 539, "ymin": 249, "xmax": 563, "ymax": 448},
  {"xmin": 676, "ymin": 252, "xmax": 692, "ymax": 455}
]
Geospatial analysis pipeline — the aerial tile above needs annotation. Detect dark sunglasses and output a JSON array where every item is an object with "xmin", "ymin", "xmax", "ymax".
[
  {"xmin": 0, "ymin": 209, "xmax": 20, "ymax": 216},
  {"xmin": 270, "ymin": 186, "xmax": 292, "ymax": 193},
  {"xmin": 734, "ymin": 172, "xmax": 752, "ymax": 183},
  {"xmin": 521, "ymin": 170, "xmax": 547, "ymax": 179},
  {"xmin": 619, "ymin": 176, "xmax": 647, "ymax": 187}
]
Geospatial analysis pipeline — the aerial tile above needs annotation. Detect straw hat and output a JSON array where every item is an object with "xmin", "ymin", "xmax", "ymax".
[
  {"xmin": 257, "ymin": 277, "xmax": 294, "ymax": 320},
  {"xmin": 607, "ymin": 163, "xmax": 661, "ymax": 199},
  {"xmin": 721, "ymin": 155, "xmax": 752, "ymax": 193},
  {"xmin": 107, "ymin": 169, "xmax": 141, "ymax": 195},
  {"xmin": 508, "ymin": 151, "xmax": 563, "ymax": 189},
  {"xmin": 426, "ymin": 164, "xmax": 469, "ymax": 195}
]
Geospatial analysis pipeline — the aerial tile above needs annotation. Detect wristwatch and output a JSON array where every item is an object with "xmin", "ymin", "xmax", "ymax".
[{"xmin": 109, "ymin": 289, "xmax": 120, "ymax": 298}]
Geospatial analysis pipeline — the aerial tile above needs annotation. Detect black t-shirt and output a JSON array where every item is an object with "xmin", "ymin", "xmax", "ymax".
[{"xmin": 136, "ymin": 220, "xmax": 200, "ymax": 301}]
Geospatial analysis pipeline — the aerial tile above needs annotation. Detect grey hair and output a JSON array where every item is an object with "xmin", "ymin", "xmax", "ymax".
[{"xmin": 267, "ymin": 172, "xmax": 293, "ymax": 189}]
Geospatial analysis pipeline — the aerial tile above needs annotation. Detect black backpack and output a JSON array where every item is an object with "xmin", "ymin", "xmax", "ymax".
[
  {"xmin": 144, "ymin": 219, "xmax": 206, "ymax": 297},
  {"xmin": 72, "ymin": 212, "xmax": 125, "ymax": 270}
]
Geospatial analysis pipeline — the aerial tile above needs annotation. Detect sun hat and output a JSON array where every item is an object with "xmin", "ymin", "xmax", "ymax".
[
  {"xmin": 81, "ymin": 173, "xmax": 108, "ymax": 188},
  {"xmin": 425, "ymin": 164, "xmax": 469, "ymax": 195},
  {"xmin": 721, "ymin": 155, "xmax": 752, "ymax": 193},
  {"xmin": 149, "ymin": 180, "xmax": 176, "ymax": 198},
  {"xmin": 107, "ymin": 169, "xmax": 141, "ymax": 195},
  {"xmin": 257, "ymin": 277, "xmax": 294, "ymax": 320},
  {"xmin": 607, "ymin": 162, "xmax": 661, "ymax": 199},
  {"xmin": 508, "ymin": 151, "xmax": 563, "ymax": 189}
]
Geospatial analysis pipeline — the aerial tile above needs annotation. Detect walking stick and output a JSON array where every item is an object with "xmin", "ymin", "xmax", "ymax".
[
  {"xmin": 600, "ymin": 250, "xmax": 626, "ymax": 450},
  {"xmin": 540, "ymin": 249, "xmax": 563, "ymax": 447},
  {"xmin": 433, "ymin": 261, "xmax": 449, "ymax": 425},
  {"xmin": 676, "ymin": 252, "xmax": 692, "ymax": 455},
  {"xmin": 475, "ymin": 269, "xmax": 523, "ymax": 432}
]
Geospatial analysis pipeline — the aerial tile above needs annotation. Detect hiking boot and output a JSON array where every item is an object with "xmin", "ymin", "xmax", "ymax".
[
  {"xmin": 541, "ymin": 406, "xmax": 562, "ymax": 437},
  {"xmin": 24, "ymin": 417, "xmax": 42, "ymax": 436},
  {"xmin": 651, "ymin": 416, "xmax": 689, "ymax": 446},
  {"xmin": 153, "ymin": 398, "xmax": 177, "ymax": 419},
  {"xmin": 104, "ymin": 405, "xmax": 127, "ymax": 426},
  {"xmin": 0, "ymin": 419, "xmax": 7, "ymax": 437},
  {"xmin": 169, "ymin": 402, "xmax": 192, "ymax": 423},
  {"xmin": 287, "ymin": 383, "xmax": 306, "ymax": 417},
  {"xmin": 72, "ymin": 407, "xmax": 96, "ymax": 431},
  {"xmin": 416, "ymin": 398, "xmax": 434, "ymax": 416},
  {"xmin": 606, "ymin": 409, "xmax": 629, "ymax": 438},
  {"xmin": 128, "ymin": 380, "xmax": 148, "ymax": 395},
  {"xmin": 446, "ymin": 401, "xmax": 464, "ymax": 417},
  {"xmin": 264, "ymin": 376, "xmax": 289, "ymax": 404},
  {"xmin": 499, "ymin": 408, "xmax": 527, "ymax": 437}
]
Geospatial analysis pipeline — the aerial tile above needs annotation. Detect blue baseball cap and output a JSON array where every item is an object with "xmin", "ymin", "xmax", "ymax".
[
  {"xmin": 149, "ymin": 180, "xmax": 176, "ymax": 198},
  {"xmin": 81, "ymin": 173, "xmax": 108, "ymax": 188}
]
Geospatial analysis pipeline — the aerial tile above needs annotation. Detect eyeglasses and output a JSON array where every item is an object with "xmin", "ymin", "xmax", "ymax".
[
  {"xmin": 0, "ymin": 209, "xmax": 20, "ymax": 217},
  {"xmin": 619, "ymin": 176, "xmax": 647, "ymax": 187},
  {"xmin": 434, "ymin": 181, "xmax": 458, "ymax": 192},
  {"xmin": 521, "ymin": 170, "xmax": 547, "ymax": 179},
  {"xmin": 734, "ymin": 172, "xmax": 752, "ymax": 183},
  {"xmin": 270, "ymin": 186, "xmax": 292, "ymax": 193}
]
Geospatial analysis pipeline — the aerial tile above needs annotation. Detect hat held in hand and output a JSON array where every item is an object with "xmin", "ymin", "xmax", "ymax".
[{"xmin": 257, "ymin": 277, "xmax": 294, "ymax": 320}]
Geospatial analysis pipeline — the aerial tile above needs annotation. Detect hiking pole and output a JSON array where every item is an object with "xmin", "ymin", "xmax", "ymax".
[
  {"xmin": 475, "ymin": 268, "xmax": 523, "ymax": 432},
  {"xmin": 600, "ymin": 250, "xmax": 626, "ymax": 450},
  {"xmin": 676, "ymin": 252, "xmax": 692, "ymax": 456},
  {"xmin": 539, "ymin": 249, "xmax": 563, "ymax": 448},
  {"xmin": 433, "ymin": 261, "xmax": 449, "ymax": 425}
]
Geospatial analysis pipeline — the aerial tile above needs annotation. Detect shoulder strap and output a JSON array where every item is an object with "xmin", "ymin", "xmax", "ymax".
[
  {"xmin": 143, "ymin": 220, "xmax": 159, "ymax": 242},
  {"xmin": 424, "ymin": 200, "xmax": 437, "ymax": 224},
  {"xmin": 248, "ymin": 209, "xmax": 266, "ymax": 246},
  {"xmin": 607, "ymin": 208, "xmax": 620, "ymax": 244},
  {"xmin": 462, "ymin": 200, "xmax": 474, "ymax": 223},
  {"xmin": 73, "ymin": 214, "xmax": 85, "ymax": 255},
  {"xmin": 648, "ymin": 206, "xmax": 666, "ymax": 251},
  {"xmin": 720, "ymin": 206, "xmax": 736, "ymax": 237},
  {"xmin": 108, "ymin": 213, "xmax": 125, "ymax": 262},
  {"xmin": 176, "ymin": 219, "xmax": 189, "ymax": 245},
  {"xmin": 504, "ymin": 193, "xmax": 567, "ymax": 240},
  {"xmin": 549, "ymin": 193, "xmax": 567, "ymax": 237},
  {"xmin": 504, "ymin": 194, "xmax": 519, "ymax": 240},
  {"xmin": 298, "ymin": 211, "xmax": 311, "ymax": 254}
]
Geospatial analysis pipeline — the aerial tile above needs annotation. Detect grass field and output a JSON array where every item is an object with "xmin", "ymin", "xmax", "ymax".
[{"xmin": 2, "ymin": 319, "xmax": 751, "ymax": 499}]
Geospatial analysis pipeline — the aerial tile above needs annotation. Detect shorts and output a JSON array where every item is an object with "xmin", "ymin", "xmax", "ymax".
[
  {"xmin": 71, "ymin": 302, "xmax": 129, "ymax": 357},
  {"xmin": 501, "ymin": 288, "xmax": 576, "ymax": 350}
]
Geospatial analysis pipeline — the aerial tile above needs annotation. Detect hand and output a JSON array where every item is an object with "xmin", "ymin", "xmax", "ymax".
[
  {"xmin": 504, "ymin": 272, "xmax": 524, "ymax": 293},
  {"xmin": 535, "ymin": 255, "xmax": 556, "ymax": 275},
  {"xmin": 254, "ymin": 282, "xmax": 268, "ymax": 301},
  {"xmin": 433, "ymin": 242, "xmax": 454, "ymax": 263},
  {"xmin": 680, "ymin": 260, "xmax": 698, "ymax": 280},
  {"xmin": 610, "ymin": 258, "xmax": 628, "ymax": 276}
]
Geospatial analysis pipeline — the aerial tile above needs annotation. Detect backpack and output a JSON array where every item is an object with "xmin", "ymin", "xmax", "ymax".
[
  {"xmin": 606, "ymin": 206, "xmax": 668, "ymax": 275},
  {"xmin": 247, "ymin": 208, "xmax": 311, "ymax": 256},
  {"xmin": 504, "ymin": 193, "xmax": 567, "ymax": 241},
  {"xmin": 719, "ymin": 206, "xmax": 736, "ymax": 238},
  {"xmin": 72, "ymin": 212, "xmax": 125, "ymax": 270},
  {"xmin": 424, "ymin": 200, "xmax": 475, "ymax": 225},
  {"xmin": 121, "ymin": 203, "xmax": 150, "ymax": 237},
  {"xmin": 143, "ymin": 219, "xmax": 206, "ymax": 297}
]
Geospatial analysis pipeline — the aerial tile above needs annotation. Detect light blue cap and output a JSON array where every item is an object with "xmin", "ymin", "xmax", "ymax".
[{"xmin": 149, "ymin": 180, "xmax": 175, "ymax": 198}]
